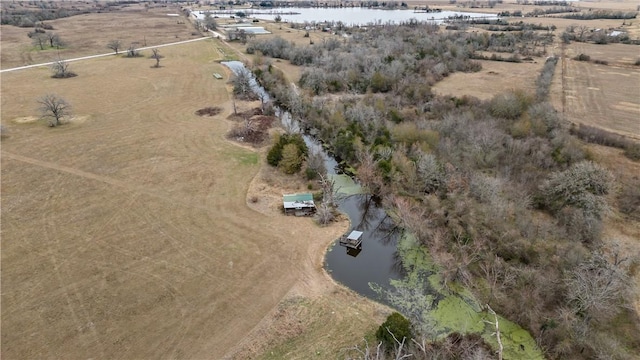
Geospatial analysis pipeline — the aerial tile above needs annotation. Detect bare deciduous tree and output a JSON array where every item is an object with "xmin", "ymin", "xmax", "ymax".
[
  {"xmin": 150, "ymin": 48, "xmax": 163, "ymax": 68},
  {"xmin": 38, "ymin": 94, "xmax": 71, "ymax": 127},
  {"xmin": 565, "ymin": 245, "xmax": 633, "ymax": 323},
  {"xmin": 203, "ymin": 11, "xmax": 217, "ymax": 30},
  {"xmin": 314, "ymin": 174, "xmax": 338, "ymax": 226},
  {"xmin": 231, "ymin": 68, "xmax": 256, "ymax": 100},
  {"xmin": 484, "ymin": 305, "xmax": 504, "ymax": 360},
  {"xmin": 45, "ymin": 32, "xmax": 56, "ymax": 47},
  {"xmin": 126, "ymin": 44, "xmax": 141, "ymax": 58},
  {"xmin": 576, "ymin": 25, "xmax": 590, "ymax": 41},
  {"xmin": 45, "ymin": 32, "xmax": 62, "ymax": 48},
  {"xmin": 107, "ymin": 39, "xmax": 122, "ymax": 54},
  {"xmin": 50, "ymin": 58, "xmax": 76, "ymax": 78},
  {"xmin": 32, "ymin": 33, "xmax": 47, "ymax": 50},
  {"xmin": 307, "ymin": 149, "xmax": 326, "ymax": 176}
]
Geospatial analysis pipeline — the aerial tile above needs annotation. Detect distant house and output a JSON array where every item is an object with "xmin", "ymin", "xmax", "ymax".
[{"xmin": 283, "ymin": 193, "xmax": 315, "ymax": 216}]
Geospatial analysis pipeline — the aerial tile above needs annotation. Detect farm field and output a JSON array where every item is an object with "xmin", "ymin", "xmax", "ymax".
[
  {"xmin": 562, "ymin": 42, "xmax": 640, "ymax": 139},
  {"xmin": 0, "ymin": 37, "xmax": 386, "ymax": 359},
  {"xmin": 433, "ymin": 59, "xmax": 546, "ymax": 100}
]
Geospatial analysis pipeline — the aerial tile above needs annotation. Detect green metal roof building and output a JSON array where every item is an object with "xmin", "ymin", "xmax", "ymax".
[{"xmin": 282, "ymin": 193, "xmax": 316, "ymax": 216}]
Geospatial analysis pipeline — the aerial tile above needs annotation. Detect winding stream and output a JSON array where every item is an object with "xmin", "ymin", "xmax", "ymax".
[{"xmin": 223, "ymin": 61, "xmax": 544, "ymax": 359}]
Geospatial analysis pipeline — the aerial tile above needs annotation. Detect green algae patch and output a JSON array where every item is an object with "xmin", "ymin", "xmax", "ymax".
[
  {"xmin": 396, "ymin": 233, "xmax": 437, "ymax": 272},
  {"xmin": 430, "ymin": 296, "xmax": 485, "ymax": 336},
  {"xmin": 387, "ymin": 232, "xmax": 545, "ymax": 359},
  {"xmin": 481, "ymin": 314, "xmax": 544, "ymax": 360},
  {"xmin": 329, "ymin": 174, "xmax": 364, "ymax": 196}
]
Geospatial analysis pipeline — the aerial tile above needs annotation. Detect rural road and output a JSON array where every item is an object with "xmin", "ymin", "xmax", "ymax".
[{"xmin": 0, "ymin": 36, "xmax": 212, "ymax": 73}]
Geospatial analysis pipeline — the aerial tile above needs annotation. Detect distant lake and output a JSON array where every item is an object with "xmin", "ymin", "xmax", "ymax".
[{"xmin": 193, "ymin": 7, "xmax": 497, "ymax": 26}]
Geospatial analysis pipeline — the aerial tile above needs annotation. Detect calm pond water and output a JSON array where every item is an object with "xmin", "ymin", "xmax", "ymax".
[
  {"xmin": 325, "ymin": 194, "xmax": 403, "ymax": 300},
  {"xmin": 196, "ymin": 7, "xmax": 497, "ymax": 26}
]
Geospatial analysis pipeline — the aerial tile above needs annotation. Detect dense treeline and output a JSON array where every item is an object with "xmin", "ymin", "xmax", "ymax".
[
  {"xmin": 250, "ymin": 25, "xmax": 553, "ymax": 98},
  {"xmin": 561, "ymin": 10, "xmax": 637, "ymax": 20},
  {"xmin": 561, "ymin": 24, "xmax": 640, "ymax": 45},
  {"xmin": 0, "ymin": 7, "xmax": 85, "ymax": 27},
  {"xmin": 251, "ymin": 22, "xmax": 639, "ymax": 359},
  {"xmin": 0, "ymin": 0, "xmax": 142, "ymax": 27}
]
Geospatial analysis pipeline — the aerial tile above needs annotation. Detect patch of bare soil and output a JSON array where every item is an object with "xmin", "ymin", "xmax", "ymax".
[
  {"xmin": 11, "ymin": 116, "xmax": 39, "ymax": 124},
  {"xmin": 195, "ymin": 106, "xmax": 222, "ymax": 116},
  {"xmin": 226, "ymin": 106, "xmax": 276, "ymax": 146},
  {"xmin": 67, "ymin": 115, "xmax": 90, "ymax": 125}
]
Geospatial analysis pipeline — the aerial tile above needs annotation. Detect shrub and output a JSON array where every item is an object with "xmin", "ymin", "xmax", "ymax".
[
  {"xmin": 314, "ymin": 202, "xmax": 336, "ymax": 225},
  {"xmin": 266, "ymin": 133, "xmax": 308, "ymax": 171},
  {"xmin": 267, "ymin": 134, "xmax": 285, "ymax": 166},
  {"xmin": 624, "ymin": 142, "xmax": 640, "ymax": 161},
  {"xmin": 391, "ymin": 123, "xmax": 439, "ymax": 148},
  {"xmin": 370, "ymin": 71, "xmax": 392, "ymax": 93},
  {"xmin": 376, "ymin": 312, "xmax": 412, "ymax": 352},
  {"xmin": 558, "ymin": 207, "xmax": 603, "ymax": 244},
  {"xmin": 305, "ymin": 167, "xmax": 318, "ymax": 180},
  {"xmin": 489, "ymin": 90, "xmax": 532, "ymax": 120},
  {"xmin": 536, "ymin": 56, "xmax": 558, "ymax": 101},
  {"xmin": 617, "ymin": 181, "xmax": 640, "ymax": 220},
  {"xmin": 537, "ymin": 161, "xmax": 613, "ymax": 218},
  {"xmin": 279, "ymin": 143, "xmax": 304, "ymax": 174},
  {"xmin": 573, "ymin": 53, "xmax": 591, "ymax": 61},
  {"xmin": 510, "ymin": 118, "xmax": 532, "ymax": 138},
  {"xmin": 528, "ymin": 102, "xmax": 560, "ymax": 137}
]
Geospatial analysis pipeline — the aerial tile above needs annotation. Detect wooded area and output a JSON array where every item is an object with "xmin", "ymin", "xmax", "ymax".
[{"xmin": 250, "ymin": 21, "xmax": 639, "ymax": 359}]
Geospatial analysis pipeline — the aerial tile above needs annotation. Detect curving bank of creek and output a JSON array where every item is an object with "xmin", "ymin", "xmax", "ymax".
[{"xmin": 223, "ymin": 61, "xmax": 544, "ymax": 359}]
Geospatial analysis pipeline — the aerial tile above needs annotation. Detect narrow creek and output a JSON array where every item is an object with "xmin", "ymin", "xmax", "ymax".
[{"xmin": 223, "ymin": 61, "xmax": 544, "ymax": 359}]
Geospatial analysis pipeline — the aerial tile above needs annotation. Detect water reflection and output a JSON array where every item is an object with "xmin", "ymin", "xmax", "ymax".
[{"xmin": 327, "ymin": 194, "xmax": 403, "ymax": 300}]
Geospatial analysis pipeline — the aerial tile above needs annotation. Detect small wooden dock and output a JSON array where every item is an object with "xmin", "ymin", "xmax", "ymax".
[{"xmin": 339, "ymin": 230, "xmax": 363, "ymax": 249}]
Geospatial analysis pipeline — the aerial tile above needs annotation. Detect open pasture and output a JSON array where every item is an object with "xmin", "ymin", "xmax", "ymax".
[
  {"xmin": 0, "ymin": 39, "xmax": 374, "ymax": 359},
  {"xmin": 0, "ymin": 5, "xmax": 199, "ymax": 70},
  {"xmin": 432, "ymin": 59, "xmax": 546, "ymax": 100}
]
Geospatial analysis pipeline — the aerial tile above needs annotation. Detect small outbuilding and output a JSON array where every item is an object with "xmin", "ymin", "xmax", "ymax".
[
  {"xmin": 283, "ymin": 193, "xmax": 316, "ymax": 216},
  {"xmin": 339, "ymin": 230, "xmax": 363, "ymax": 249}
]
